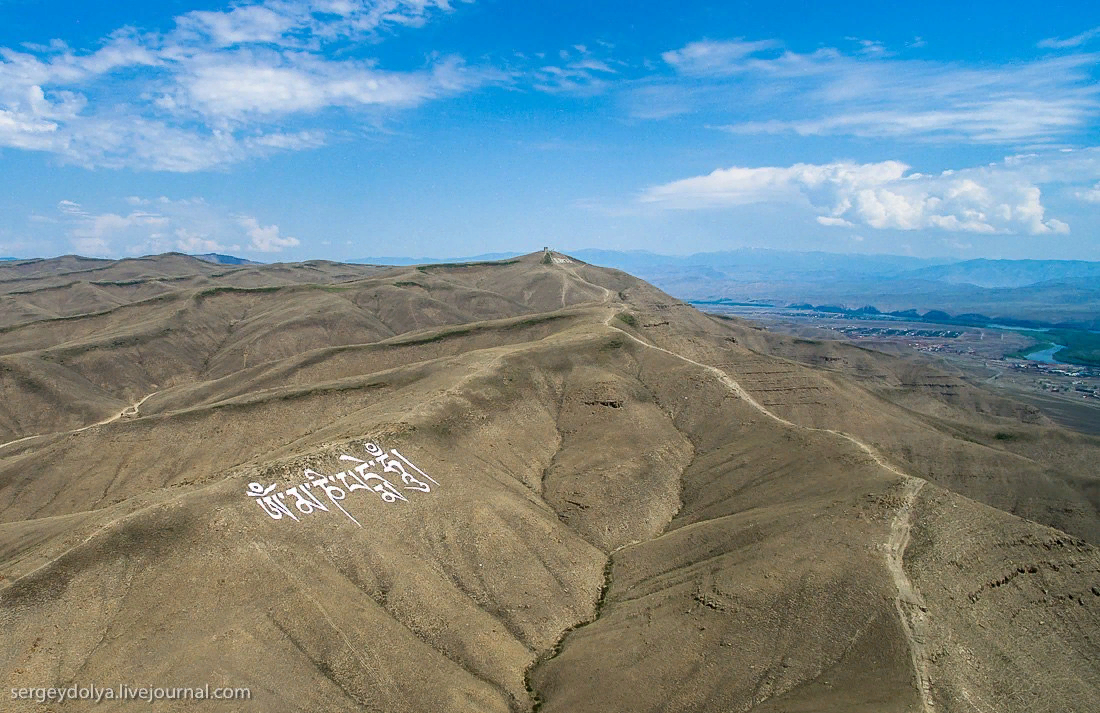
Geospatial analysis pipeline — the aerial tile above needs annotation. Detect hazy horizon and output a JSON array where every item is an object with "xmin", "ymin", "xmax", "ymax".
[{"xmin": 3, "ymin": 247, "xmax": 1099, "ymax": 267}]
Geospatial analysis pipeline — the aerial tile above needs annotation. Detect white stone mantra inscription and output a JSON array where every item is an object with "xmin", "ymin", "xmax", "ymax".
[{"xmin": 246, "ymin": 442, "xmax": 439, "ymax": 527}]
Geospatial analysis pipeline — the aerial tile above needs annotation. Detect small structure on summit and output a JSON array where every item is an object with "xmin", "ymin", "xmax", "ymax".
[{"xmin": 542, "ymin": 247, "xmax": 575, "ymax": 265}]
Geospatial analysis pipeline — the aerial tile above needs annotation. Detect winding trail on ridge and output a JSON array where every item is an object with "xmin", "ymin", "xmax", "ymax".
[
  {"xmin": 0, "ymin": 390, "xmax": 159, "ymax": 453},
  {"xmin": 887, "ymin": 478, "xmax": 934, "ymax": 713},
  {"xmin": 602, "ymin": 309, "xmax": 935, "ymax": 713}
]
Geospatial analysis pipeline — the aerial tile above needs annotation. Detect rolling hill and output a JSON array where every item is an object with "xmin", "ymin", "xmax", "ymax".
[{"xmin": 0, "ymin": 251, "xmax": 1097, "ymax": 712}]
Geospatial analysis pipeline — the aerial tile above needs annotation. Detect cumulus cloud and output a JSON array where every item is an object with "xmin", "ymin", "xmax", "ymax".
[
  {"xmin": 237, "ymin": 215, "xmax": 300, "ymax": 252},
  {"xmin": 172, "ymin": 228, "xmax": 231, "ymax": 254},
  {"xmin": 641, "ymin": 156, "xmax": 1082, "ymax": 236},
  {"xmin": 0, "ymin": 1, "xmax": 488, "ymax": 170},
  {"xmin": 50, "ymin": 196, "xmax": 300, "ymax": 256},
  {"xmin": 55, "ymin": 200, "xmax": 173, "ymax": 256},
  {"xmin": 1075, "ymin": 181, "xmax": 1100, "ymax": 203},
  {"xmin": 176, "ymin": 5, "xmax": 298, "ymax": 47}
]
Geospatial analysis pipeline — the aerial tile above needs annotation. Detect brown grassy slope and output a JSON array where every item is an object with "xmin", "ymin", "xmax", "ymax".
[
  {"xmin": 0, "ymin": 323, "xmax": 678, "ymax": 712},
  {"xmin": 906, "ymin": 486, "xmax": 1100, "ymax": 712},
  {"xmin": 0, "ymin": 254, "xmax": 389, "ymax": 327},
  {"xmin": 0, "ymin": 253, "xmax": 225, "ymax": 292},
  {"xmin": 0, "ymin": 256, "xmax": 611, "ymax": 441},
  {"xmin": 529, "ymin": 344, "xmax": 921, "ymax": 713},
  {"xmin": 618, "ymin": 307, "xmax": 1100, "ymax": 543},
  {"xmin": 1, "ymin": 282, "xmax": 129, "ymax": 323},
  {"xmin": 0, "ymin": 356, "xmax": 125, "ymax": 440},
  {"xmin": 0, "ymin": 252, "xmax": 1096, "ymax": 713}
]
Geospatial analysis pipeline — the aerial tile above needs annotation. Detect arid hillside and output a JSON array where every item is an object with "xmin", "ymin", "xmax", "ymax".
[{"xmin": 0, "ymin": 251, "xmax": 1097, "ymax": 712}]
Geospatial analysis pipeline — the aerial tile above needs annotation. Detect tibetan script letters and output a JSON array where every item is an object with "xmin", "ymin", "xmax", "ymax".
[{"xmin": 246, "ymin": 442, "xmax": 438, "ymax": 527}]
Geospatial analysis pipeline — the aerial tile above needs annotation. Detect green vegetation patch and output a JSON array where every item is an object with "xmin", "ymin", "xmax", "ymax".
[
  {"xmin": 394, "ymin": 326, "xmax": 476, "ymax": 346},
  {"xmin": 194, "ymin": 284, "xmax": 351, "ymax": 300},
  {"xmin": 1044, "ymin": 329, "xmax": 1100, "ymax": 367},
  {"xmin": 504, "ymin": 314, "xmax": 572, "ymax": 330},
  {"xmin": 616, "ymin": 312, "xmax": 638, "ymax": 328},
  {"xmin": 1005, "ymin": 329, "xmax": 1100, "ymax": 366},
  {"xmin": 1005, "ymin": 341, "xmax": 1054, "ymax": 360},
  {"xmin": 416, "ymin": 260, "xmax": 520, "ymax": 273},
  {"xmin": 90, "ymin": 275, "xmax": 195, "ymax": 287},
  {"xmin": 195, "ymin": 285, "xmax": 284, "ymax": 299}
]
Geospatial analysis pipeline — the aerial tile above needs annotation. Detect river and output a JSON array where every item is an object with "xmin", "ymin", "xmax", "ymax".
[{"xmin": 1027, "ymin": 344, "xmax": 1067, "ymax": 364}]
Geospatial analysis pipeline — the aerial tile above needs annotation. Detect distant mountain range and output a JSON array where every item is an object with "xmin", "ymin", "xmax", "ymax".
[
  {"xmin": 902, "ymin": 258, "xmax": 1100, "ymax": 288},
  {"xmin": 351, "ymin": 252, "xmax": 523, "ymax": 265},
  {"xmin": 570, "ymin": 248, "xmax": 952, "ymax": 281},
  {"xmin": 190, "ymin": 252, "xmax": 262, "ymax": 265},
  {"xmin": 562, "ymin": 250, "xmax": 1100, "ymax": 328},
  {"xmin": 570, "ymin": 250, "xmax": 1100, "ymax": 287},
  {"xmin": 350, "ymin": 248, "xmax": 1100, "ymax": 291}
]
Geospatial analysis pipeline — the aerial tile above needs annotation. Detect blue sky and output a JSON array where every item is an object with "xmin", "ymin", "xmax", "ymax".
[{"xmin": 1, "ymin": 0, "xmax": 1099, "ymax": 261}]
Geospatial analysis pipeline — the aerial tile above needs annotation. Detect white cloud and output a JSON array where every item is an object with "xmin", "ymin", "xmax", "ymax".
[
  {"xmin": 660, "ymin": 39, "xmax": 781, "ymax": 76},
  {"xmin": 845, "ymin": 37, "xmax": 888, "ymax": 57},
  {"xmin": 177, "ymin": 5, "xmax": 298, "ymax": 48},
  {"xmin": 648, "ymin": 39, "xmax": 1100, "ymax": 146},
  {"xmin": 1075, "ymin": 181, "xmax": 1100, "ymax": 203},
  {"xmin": 941, "ymin": 238, "xmax": 973, "ymax": 251},
  {"xmin": 237, "ymin": 215, "xmax": 300, "ymax": 252},
  {"xmin": 71, "ymin": 236, "xmax": 110, "ymax": 256},
  {"xmin": 532, "ymin": 44, "xmax": 621, "ymax": 95},
  {"xmin": 1038, "ymin": 27, "xmax": 1100, "ymax": 49},
  {"xmin": 641, "ymin": 154, "xmax": 1087, "ymax": 236},
  {"xmin": 572, "ymin": 59, "xmax": 616, "ymax": 74},
  {"xmin": 49, "ymin": 196, "xmax": 298, "ymax": 256},
  {"xmin": 173, "ymin": 1, "xmax": 471, "ymax": 48},
  {"xmin": 0, "ymin": 1, "xmax": 487, "ymax": 170},
  {"xmin": 720, "ymin": 96, "xmax": 1095, "ymax": 145},
  {"xmin": 816, "ymin": 216, "xmax": 854, "ymax": 227},
  {"xmin": 175, "ymin": 52, "xmax": 488, "ymax": 122},
  {"xmin": 172, "ymin": 228, "xmax": 232, "ymax": 254}
]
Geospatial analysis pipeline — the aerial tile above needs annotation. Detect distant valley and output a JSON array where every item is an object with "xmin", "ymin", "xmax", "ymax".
[{"xmin": 567, "ymin": 249, "xmax": 1100, "ymax": 329}]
